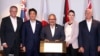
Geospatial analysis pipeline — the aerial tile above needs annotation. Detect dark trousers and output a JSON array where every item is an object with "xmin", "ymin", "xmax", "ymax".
[
  {"xmin": 3, "ymin": 41, "xmax": 20, "ymax": 56},
  {"xmin": 66, "ymin": 44, "xmax": 78, "ymax": 56},
  {"xmin": 25, "ymin": 45, "xmax": 39, "ymax": 56},
  {"xmin": 26, "ymin": 50, "xmax": 39, "ymax": 56},
  {"xmin": 82, "ymin": 46, "xmax": 98, "ymax": 56}
]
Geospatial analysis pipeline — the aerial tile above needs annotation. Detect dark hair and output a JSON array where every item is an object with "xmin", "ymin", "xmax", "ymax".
[
  {"xmin": 28, "ymin": 8, "xmax": 37, "ymax": 15},
  {"xmin": 68, "ymin": 10, "xmax": 75, "ymax": 16},
  {"xmin": 10, "ymin": 6, "xmax": 18, "ymax": 10}
]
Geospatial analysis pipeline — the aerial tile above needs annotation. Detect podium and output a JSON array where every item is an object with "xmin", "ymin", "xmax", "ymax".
[
  {"xmin": 0, "ymin": 50, "xmax": 3, "ymax": 56},
  {"xmin": 40, "ymin": 41, "xmax": 66, "ymax": 53}
]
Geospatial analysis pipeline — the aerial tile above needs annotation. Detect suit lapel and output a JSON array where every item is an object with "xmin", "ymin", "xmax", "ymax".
[
  {"xmin": 48, "ymin": 24, "xmax": 58, "ymax": 38},
  {"xmin": 84, "ymin": 20, "xmax": 90, "ymax": 32},
  {"xmin": 71, "ymin": 21, "xmax": 75, "ymax": 37},
  {"xmin": 35, "ymin": 21, "xmax": 38, "ymax": 33},
  {"xmin": 84, "ymin": 20, "xmax": 94, "ymax": 33},
  {"xmin": 29, "ymin": 21, "xmax": 34, "ymax": 34},
  {"xmin": 48, "ymin": 25, "xmax": 52, "ymax": 38},
  {"xmin": 29, "ymin": 20, "xmax": 38, "ymax": 34},
  {"xmin": 90, "ymin": 20, "xmax": 94, "ymax": 33},
  {"xmin": 53, "ymin": 24, "xmax": 58, "ymax": 38},
  {"xmin": 16, "ymin": 18, "xmax": 20, "ymax": 32},
  {"xmin": 9, "ymin": 17, "xmax": 15, "ymax": 32}
]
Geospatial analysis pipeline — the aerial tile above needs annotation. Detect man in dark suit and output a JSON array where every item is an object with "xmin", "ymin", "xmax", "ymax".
[
  {"xmin": 41, "ymin": 14, "xmax": 65, "ymax": 56},
  {"xmin": 22, "ymin": 8, "xmax": 42, "ymax": 56},
  {"xmin": 0, "ymin": 6, "xmax": 23, "ymax": 56},
  {"xmin": 78, "ymin": 9, "xmax": 100, "ymax": 56}
]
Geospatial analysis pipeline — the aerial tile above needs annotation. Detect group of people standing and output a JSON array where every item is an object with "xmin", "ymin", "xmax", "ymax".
[{"xmin": 0, "ymin": 5, "xmax": 100, "ymax": 56}]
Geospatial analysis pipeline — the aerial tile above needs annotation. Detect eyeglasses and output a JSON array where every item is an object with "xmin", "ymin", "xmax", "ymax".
[{"xmin": 48, "ymin": 19, "xmax": 56, "ymax": 20}]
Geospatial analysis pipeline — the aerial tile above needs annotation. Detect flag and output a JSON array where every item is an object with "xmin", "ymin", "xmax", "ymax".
[
  {"xmin": 63, "ymin": 0, "xmax": 69, "ymax": 24},
  {"xmin": 20, "ymin": 0, "xmax": 27, "ymax": 22},
  {"xmin": 87, "ymin": 0, "xmax": 93, "ymax": 18},
  {"xmin": 41, "ymin": 0, "xmax": 49, "ymax": 27},
  {"xmin": 87, "ymin": 0, "xmax": 92, "ymax": 9}
]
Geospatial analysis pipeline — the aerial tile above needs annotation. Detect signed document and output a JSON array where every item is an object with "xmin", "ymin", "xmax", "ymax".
[
  {"xmin": 44, "ymin": 43, "xmax": 63, "ymax": 53},
  {"xmin": 40, "ymin": 41, "xmax": 66, "ymax": 53}
]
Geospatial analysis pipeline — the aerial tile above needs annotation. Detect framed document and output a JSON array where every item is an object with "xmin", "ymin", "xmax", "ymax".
[{"xmin": 40, "ymin": 41, "xmax": 66, "ymax": 53}]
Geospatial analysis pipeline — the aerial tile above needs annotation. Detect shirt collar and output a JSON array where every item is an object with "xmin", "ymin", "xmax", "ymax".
[
  {"xmin": 10, "ymin": 16, "xmax": 17, "ymax": 19},
  {"xmin": 50, "ymin": 25, "xmax": 56, "ymax": 29},
  {"xmin": 30, "ymin": 20, "xmax": 36, "ymax": 23},
  {"xmin": 86, "ymin": 18, "xmax": 92, "ymax": 23}
]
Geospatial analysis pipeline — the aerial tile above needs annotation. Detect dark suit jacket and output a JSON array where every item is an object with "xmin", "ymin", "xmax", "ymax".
[
  {"xmin": 41, "ymin": 24, "xmax": 65, "ymax": 41},
  {"xmin": 0, "ymin": 16, "xmax": 23, "ymax": 48},
  {"xmin": 22, "ymin": 20, "xmax": 42, "ymax": 49},
  {"xmin": 78, "ymin": 19, "xmax": 100, "ymax": 48}
]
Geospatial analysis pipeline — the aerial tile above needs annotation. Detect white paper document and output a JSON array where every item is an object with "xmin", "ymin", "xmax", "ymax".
[{"xmin": 44, "ymin": 43, "xmax": 63, "ymax": 53}]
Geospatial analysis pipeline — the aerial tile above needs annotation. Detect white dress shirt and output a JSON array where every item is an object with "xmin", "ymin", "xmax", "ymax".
[
  {"xmin": 10, "ymin": 16, "xmax": 17, "ymax": 32},
  {"xmin": 65, "ymin": 23, "xmax": 73, "ymax": 42},
  {"xmin": 50, "ymin": 26, "xmax": 55, "ymax": 37},
  {"xmin": 30, "ymin": 20, "xmax": 36, "ymax": 33},
  {"xmin": 86, "ymin": 19, "xmax": 92, "ymax": 32}
]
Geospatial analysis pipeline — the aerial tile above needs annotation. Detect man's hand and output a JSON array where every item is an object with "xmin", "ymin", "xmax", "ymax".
[
  {"xmin": 66, "ymin": 42, "xmax": 69, "ymax": 47},
  {"xmin": 22, "ymin": 46, "xmax": 26, "ymax": 52},
  {"xmin": 20, "ymin": 44, "xmax": 23, "ymax": 52},
  {"xmin": 98, "ymin": 46, "xmax": 100, "ymax": 52},
  {"xmin": 79, "ymin": 47, "xmax": 84, "ymax": 53},
  {"xmin": 44, "ymin": 39, "xmax": 49, "ymax": 42},
  {"xmin": 20, "ymin": 43, "xmax": 23, "ymax": 48},
  {"xmin": 2, "ymin": 43, "xmax": 8, "ymax": 48},
  {"xmin": 55, "ymin": 40, "xmax": 60, "ymax": 42}
]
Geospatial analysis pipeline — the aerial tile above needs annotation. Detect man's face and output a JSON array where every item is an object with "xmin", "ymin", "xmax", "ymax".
[
  {"xmin": 10, "ymin": 8, "xmax": 17, "ymax": 18},
  {"xmin": 29, "ymin": 11, "xmax": 36, "ymax": 21},
  {"xmin": 48, "ymin": 15, "xmax": 56, "ymax": 26},
  {"xmin": 85, "ymin": 9, "xmax": 92, "ymax": 19}
]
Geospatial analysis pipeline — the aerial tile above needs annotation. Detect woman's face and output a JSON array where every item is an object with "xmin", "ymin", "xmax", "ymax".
[{"xmin": 67, "ymin": 12, "xmax": 75, "ymax": 21}]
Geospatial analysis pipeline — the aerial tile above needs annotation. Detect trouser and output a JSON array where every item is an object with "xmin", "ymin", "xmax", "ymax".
[{"xmin": 66, "ymin": 44, "xmax": 78, "ymax": 56}]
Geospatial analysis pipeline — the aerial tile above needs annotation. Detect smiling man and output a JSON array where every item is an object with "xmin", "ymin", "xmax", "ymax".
[
  {"xmin": 22, "ymin": 8, "xmax": 42, "ymax": 56},
  {"xmin": 41, "ymin": 14, "xmax": 65, "ymax": 56},
  {"xmin": 0, "ymin": 6, "xmax": 23, "ymax": 56},
  {"xmin": 78, "ymin": 9, "xmax": 100, "ymax": 56}
]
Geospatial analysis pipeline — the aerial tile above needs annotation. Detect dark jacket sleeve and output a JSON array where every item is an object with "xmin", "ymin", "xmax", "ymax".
[
  {"xmin": 78, "ymin": 23, "xmax": 83, "ymax": 47},
  {"xmin": 60, "ymin": 26, "xmax": 65, "ymax": 41},
  {"xmin": 40, "ymin": 27, "xmax": 46, "ymax": 40},
  {"xmin": 98, "ymin": 22, "xmax": 100, "ymax": 46},
  {"xmin": 0, "ymin": 18, "xmax": 6, "ymax": 44},
  {"xmin": 18, "ymin": 17, "xmax": 23, "ymax": 44},
  {"xmin": 21, "ymin": 23, "xmax": 26, "ymax": 46}
]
